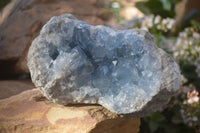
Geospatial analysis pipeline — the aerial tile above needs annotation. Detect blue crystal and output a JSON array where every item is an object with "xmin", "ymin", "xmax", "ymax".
[{"xmin": 27, "ymin": 14, "xmax": 181, "ymax": 116}]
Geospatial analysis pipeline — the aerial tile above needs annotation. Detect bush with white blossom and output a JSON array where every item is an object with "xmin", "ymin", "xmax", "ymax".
[
  {"xmin": 135, "ymin": 14, "xmax": 200, "ymax": 133},
  {"xmin": 140, "ymin": 15, "xmax": 175, "ymax": 33}
]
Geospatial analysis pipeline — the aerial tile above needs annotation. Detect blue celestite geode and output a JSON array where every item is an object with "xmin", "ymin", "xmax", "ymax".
[{"xmin": 27, "ymin": 14, "xmax": 181, "ymax": 116}]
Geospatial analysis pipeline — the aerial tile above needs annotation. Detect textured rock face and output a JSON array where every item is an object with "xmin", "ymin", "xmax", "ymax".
[
  {"xmin": 0, "ymin": 89, "xmax": 140, "ymax": 133},
  {"xmin": 28, "ymin": 14, "xmax": 181, "ymax": 116},
  {"xmin": 0, "ymin": 0, "xmax": 105, "ymax": 75},
  {"xmin": 0, "ymin": 80, "xmax": 34, "ymax": 99}
]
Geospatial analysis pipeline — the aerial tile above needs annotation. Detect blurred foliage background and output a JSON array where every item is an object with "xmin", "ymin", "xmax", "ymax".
[
  {"xmin": 1, "ymin": 0, "xmax": 200, "ymax": 133},
  {"xmin": 0, "ymin": 0, "xmax": 13, "ymax": 10}
]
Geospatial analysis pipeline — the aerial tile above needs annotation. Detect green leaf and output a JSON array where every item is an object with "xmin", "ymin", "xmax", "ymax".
[
  {"xmin": 0, "ymin": 0, "xmax": 13, "ymax": 10},
  {"xmin": 149, "ymin": 121, "xmax": 159, "ymax": 132},
  {"xmin": 171, "ymin": 113, "xmax": 183, "ymax": 124},
  {"xmin": 175, "ymin": 0, "xmax": 182, "ymax": 4},
  {"xmin": 165, "ymin": 124, "xmax": 180, "ymax": 133},
  {"xmin": 190, "ymin": 20, "xmax": 200, "ymax": 29},
  {"xmin": 150, "ymin": 112, "xmax": 165, "ymax": 122},
  {"xmin": 161, "ymin": 0, "xmax": 172, "ymax": 11},
  {"xmin": 135, "ymin": 0, "xmax": 175, "ymax": 18},
  {"xmin": 135, "ymin": 1, "xmax": 151, "ymax": 15},
  {"xmin": 182, "ymin": 9, "xmax": 199, "ymax": 28}
]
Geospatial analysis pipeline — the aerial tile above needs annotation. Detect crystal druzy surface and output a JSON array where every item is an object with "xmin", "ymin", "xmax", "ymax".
[{"xmin": 27, "ymin": 14, "xmax": 180, "ymax": 116}]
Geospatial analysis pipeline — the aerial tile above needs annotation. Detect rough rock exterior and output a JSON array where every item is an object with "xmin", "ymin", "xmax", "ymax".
[
  {"xmin": 0, "ymin": 0, "xmax": 105, "ymax": 75},
  {"xmin": 28, "ymin": 14, "xmax": 181, "ymax": 116},
  {"xmin": 0, "ymin": 89, "xmax": 140, "ymax": 133},
  {"xmin": 0, "ymin": 80, "xmax": 34, "ymax": 99}
]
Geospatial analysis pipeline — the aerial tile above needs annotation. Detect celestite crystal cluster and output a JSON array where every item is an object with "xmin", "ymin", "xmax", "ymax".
[{"xmin": 27, "ymin": 14, "xmax": 180, "ymax": 116}]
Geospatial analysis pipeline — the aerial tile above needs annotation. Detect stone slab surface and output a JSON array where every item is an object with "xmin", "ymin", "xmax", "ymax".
[{"xmin": 0, "ymin": 88, "xmax": 140, "ymax": 133}]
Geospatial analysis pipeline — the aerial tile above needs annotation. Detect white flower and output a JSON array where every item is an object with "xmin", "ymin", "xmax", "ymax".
[
  {"xmin": 193, "ymin": 32, "xmax": 200, "ymax": 39},
  {"xmin": 157, "ymin": 24, "xmax": 161, "ymax": 30},
  {"xmin": 146, "ymin": 17, "xmax": 153, "ymax": 28},
  {"xmin": 166, "ymin": 19, "xmax": 175, "ymax": 29},
  {"xmin": 173, "ymin": 27, "xmax": 200, "ymax": 63},
  {"xmin": 187, "ymin": 96, "xmax": 199, "ymax": 104},
  {"xmin": 180, "ymin": 32, "xmax": 187, "ymax": 38},
  {"xmin": 187, "ymin": 90, "xmax": 200, "ymax": 104},
  {"xmin": 173, "ymin": 52, "xmax": 179, "ymax": 58},
  {"xmin": 180, "ymin": 50, "xmax": 184, "ymax": 55},
  {"xmin": 112, "ymin": 2, "xmax": 120, "ymax": 9},
  {"xmin": 188, "ymin": 122, "xmax": 193, "ymax": 127},
  {"xmin": 162, "ymin": 19, "xmax": 168, "ymax": 25},
  {"xmin": 192, "ymin": 116, "xmax": 198, "ymax": 121},
  {"xmin": 154, "ymin": 15, "xmax": 161, "ymax": 24},
  {"xmin": 141, "ymin": 27, "xmax": 148, "ymax": 31}
]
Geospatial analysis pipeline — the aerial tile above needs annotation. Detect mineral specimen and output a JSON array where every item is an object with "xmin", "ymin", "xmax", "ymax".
[{"xmin": 27, "ymin": 14, "xmax": 181, "ymax": 116}]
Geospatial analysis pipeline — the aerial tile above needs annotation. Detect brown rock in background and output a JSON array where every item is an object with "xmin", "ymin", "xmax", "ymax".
[
  {"xmin": 173, "ymin": 0, "xmax": 200, "ymax": 32},
  {"xmin": 184, "ymin": 0, "xmax": 200, "ymax": 20},
  {"xmin": 0, "ymin": 0, "xmax": 106, "ymax": 76},
  {"xmin": 0, "ymin": 89, "xmax": 140, "ymax": 133},
  {"xmin": 0, "ymin": 80, "xmax": 34, "ymax": 99}
]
